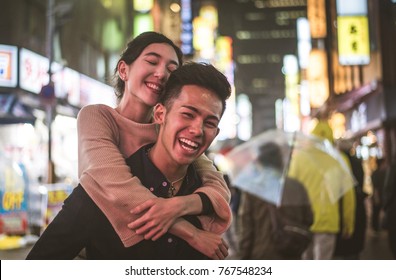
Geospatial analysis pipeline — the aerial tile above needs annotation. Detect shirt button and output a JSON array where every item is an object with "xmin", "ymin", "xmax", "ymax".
[
  {"xmin": 167, "ymin": 238, "xmax": 173, "ymax": 243},
  {"xmin": 162, "ymin": 182, "xmax": 167, "ymax": 187}
]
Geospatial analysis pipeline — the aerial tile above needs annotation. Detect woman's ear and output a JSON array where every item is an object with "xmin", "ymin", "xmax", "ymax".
[
  {"xmin": 118, "ymin": 61, "xmax": 128, "ymax": 80},
  {"xmin": 153, "ymin": 103, "xmax": 166, "ymax": 124}
]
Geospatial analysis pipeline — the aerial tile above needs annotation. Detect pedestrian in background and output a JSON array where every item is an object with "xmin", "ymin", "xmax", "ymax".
[
  {"xmin": 384, "ymin": 160, "xmax": 396, "ymax": 258},
  {"xmin": 371, "ymin": 157, "xmax": 386, "ymax": 232},
  {"xmin": 237, "ymin": 142, "xmax": 313, "ymax": 259},
  {"xmin": 334, "ymin": 141, "xmax": 367, "ymax": 259},
  {"xmin": 288, "ymin": 120, "xmax": 356, "ymax": 260}
]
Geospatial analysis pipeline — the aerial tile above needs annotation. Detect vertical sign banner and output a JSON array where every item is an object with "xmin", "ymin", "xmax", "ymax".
[
  {"xmin": 337, "ymin": 16, "xmax": 370, "ymax": 65},
  {"xmin": 0, "ymin": 158, "xmax": 29, "ymax": 235},
  {"xmin": 0, "ymin": 44, "xmax": 18, "ymax": 88},
  {"xmin": 336, "ymin": 0, "xmax": 370, "ymax": 65},
  {"xmin": 181, "ymin": 0, "xmax": 193, "ymax": 56},
  {"xmin": 307, "ymin": 49, "xmax": 329, "ymax": 108},
  {"xmin": 307, "ymin": 0, "xmax": 326, "ymax": 38}
]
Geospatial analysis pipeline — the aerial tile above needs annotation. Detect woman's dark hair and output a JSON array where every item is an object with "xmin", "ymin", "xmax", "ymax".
[
  {"xmin": 113, "ymin": 32, "xmax": 183, "ymax": 102},
  {"xmin": 159, "ymin": 62, "xmax": 231, "ymax": 116}
]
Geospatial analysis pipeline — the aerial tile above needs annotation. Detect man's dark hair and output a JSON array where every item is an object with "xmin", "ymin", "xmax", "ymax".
[
  {"xmin": 113, "ymin": 32, "xmax": 183, "ymax": 102},
  {"xmin": 159, "ymin": 62, "xmax": 231, "ymax": 115}
]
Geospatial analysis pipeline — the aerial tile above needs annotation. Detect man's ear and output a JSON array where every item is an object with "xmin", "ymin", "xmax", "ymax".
[{"xmin": 153, "ymin": 103, "xmax": 166, "ymax": 124}]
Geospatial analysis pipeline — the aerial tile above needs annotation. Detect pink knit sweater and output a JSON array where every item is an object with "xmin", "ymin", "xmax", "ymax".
[{"xmin": 77, "ymin": 104, "xmax": 232, "ymax": 247}]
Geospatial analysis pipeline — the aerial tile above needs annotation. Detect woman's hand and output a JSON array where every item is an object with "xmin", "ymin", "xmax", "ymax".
[
  {"xmin": 128, "ymin": 197, "xmax": 183, "ymax": 240},
  {"xmin": 187, "ymin": 228, "xmax": 229, "ymax": 260},
  {"xmin": 128, "ymin": 194, "xmax": 204, "ymax": 240}
]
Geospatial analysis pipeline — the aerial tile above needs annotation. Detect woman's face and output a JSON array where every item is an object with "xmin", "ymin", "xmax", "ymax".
[{"xmin": 119, "ymin": 43, "xmax": 180, "ymax": 108}]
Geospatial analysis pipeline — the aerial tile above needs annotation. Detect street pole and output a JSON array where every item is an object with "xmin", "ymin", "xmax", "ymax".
[
  {"xmin": 45, "ymin": 0, "xmax": 55, "ymax": 184},
  {"xmin": 42, "ymin": 0, "xmax": 73, "ymax": 184}
]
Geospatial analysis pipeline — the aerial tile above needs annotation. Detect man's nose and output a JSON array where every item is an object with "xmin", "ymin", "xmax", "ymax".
[{"xmin": 189, "ymin": 120, "xmax": 204, "ymax": 136}]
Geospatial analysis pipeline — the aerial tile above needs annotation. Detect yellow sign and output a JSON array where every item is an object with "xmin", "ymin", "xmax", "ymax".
[
  {"xmin": 337, "ymin": 16, "xmax": 370, "ymax": 65},
  {"xmin": 2, "ymin": 192, "xmax": 24, "ymax": 211},
  {"xmin": 48, "ymin": 190, "xmax": 69, "ymax": 205}
]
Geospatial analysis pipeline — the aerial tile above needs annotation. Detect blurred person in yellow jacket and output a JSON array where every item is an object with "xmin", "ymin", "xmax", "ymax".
[{"xmin": 288, "ymin": 119, "xmax": 356, "ymax": 260}]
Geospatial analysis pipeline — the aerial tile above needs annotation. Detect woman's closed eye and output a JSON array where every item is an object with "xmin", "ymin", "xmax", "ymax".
[{"xmin": 146, "ymin": 59, "xmax": 158, "ymax": 66}]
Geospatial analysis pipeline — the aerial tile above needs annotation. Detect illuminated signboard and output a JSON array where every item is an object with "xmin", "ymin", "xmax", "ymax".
[
  {"xmin": 337, "ymin": 16, "xmax": 370, "ymax": 65},
  {"xmin": 80, "ymin": 74, "xmax": 116, "ymax": 107},
  {"xmin": 307, "ymin": 49, "xmax": 329, "ymax": 108},
  {"xmin": 40, "ymin": 183, "xmax": 73, "ymax": 225},
  {"xmin": 336, "ymin": 0, "xmax": 370, "ymax": 65},
  {"xmin": 307, "ymin": 0, "xmax": 326, "ymax": 38},
  {"xmin": 0, "ymin": 44, "xmax": 18, "ymax": 88},
  {"xmin": 19, "ymin": 48, "xmax": 50, "ymax": 94},
  {"xmin": 18, "ymin": 48, "xmax": 115, "ymax": 107},
  {"xmin": 181, "ymin": 0, "xmax": 193, "ymax": 55},
  {"xmin": 52, "ymin": 65, "xmax": 81, "ymax": 106},
  {"xmin": 0, "ymin": 158, "xmax": 29, "ymax": 234}
]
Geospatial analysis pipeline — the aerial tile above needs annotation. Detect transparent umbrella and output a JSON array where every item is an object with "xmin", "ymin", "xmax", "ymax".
[{"xmin": 224, "ymin": 129, "xmax": 356, "ymax": 206}]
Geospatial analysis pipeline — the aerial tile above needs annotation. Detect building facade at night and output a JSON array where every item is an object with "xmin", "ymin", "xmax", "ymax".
[{"xmin": 1, "ymin": 1, "xmax": 396, "ymax": 257}]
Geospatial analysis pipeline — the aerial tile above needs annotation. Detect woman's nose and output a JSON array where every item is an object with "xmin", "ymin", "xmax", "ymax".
[{"xmin": 154, "ymin": 66, "xmax": 167, "ymax": 80}]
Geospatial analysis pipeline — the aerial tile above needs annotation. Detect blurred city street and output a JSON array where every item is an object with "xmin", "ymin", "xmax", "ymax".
[
  {"xmin": 0, "ymin": 222, "xmax": 393, "ymax": 260},
  {"xmin": 1, "ymin": 0, "xmax": 396, "ymax": 264}
]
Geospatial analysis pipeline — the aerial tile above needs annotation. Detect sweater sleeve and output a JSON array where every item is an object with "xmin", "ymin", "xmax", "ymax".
[
  {"xmin": 77, "ymin": 105, "xmax": 157, "ymax": 247},
  {"xmin": 192, "ymin": 154, "xmax": 232, "ymax": 234}
]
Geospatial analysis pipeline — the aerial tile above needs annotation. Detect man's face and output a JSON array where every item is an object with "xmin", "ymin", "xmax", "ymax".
[{"xmin": 154, "ymin": 85, "xmax": 222, "ymax": 167}]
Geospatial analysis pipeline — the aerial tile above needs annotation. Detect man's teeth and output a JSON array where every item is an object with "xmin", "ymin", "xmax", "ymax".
[{"xmin": 180, "ymin": 138, "xmax": 199, "ymax": 150}]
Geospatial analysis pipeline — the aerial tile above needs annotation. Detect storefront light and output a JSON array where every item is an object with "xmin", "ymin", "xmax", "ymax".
[
  {"xmin": 133, "ymin": 0, "xmax": 153, "ymax": 12},
  {"xmin": 170, "ymin": 2, "xmax": 180, "ymax": 13},
  {"xmin": 133, "ymin": 13, "xmax": 154, "ymax": 38},
  {"xmin": 307, "ymin": 49, "xmax": 329, "ymax": 108},
  {"xmin": 329, "ymin": 112, "xmax": 346, "ymax": 139}
]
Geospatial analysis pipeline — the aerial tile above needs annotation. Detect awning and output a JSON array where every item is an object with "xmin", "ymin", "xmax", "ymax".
[
  {"xmin": 0, "ymin": 94, "xmax": 36, "ymax": 125},
  {"xmin": 328, "ymin": 81, "xmax": 382, "ymax": 113}
]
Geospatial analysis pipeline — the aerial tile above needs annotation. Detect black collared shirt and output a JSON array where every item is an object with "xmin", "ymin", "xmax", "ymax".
[
  {"xmin": 126, "ymin": 144, "xmax": 213, "ymax": 214},
  {"xmin": 129, "ymin": 143, "xmax": 202, "ymax": 198}
]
